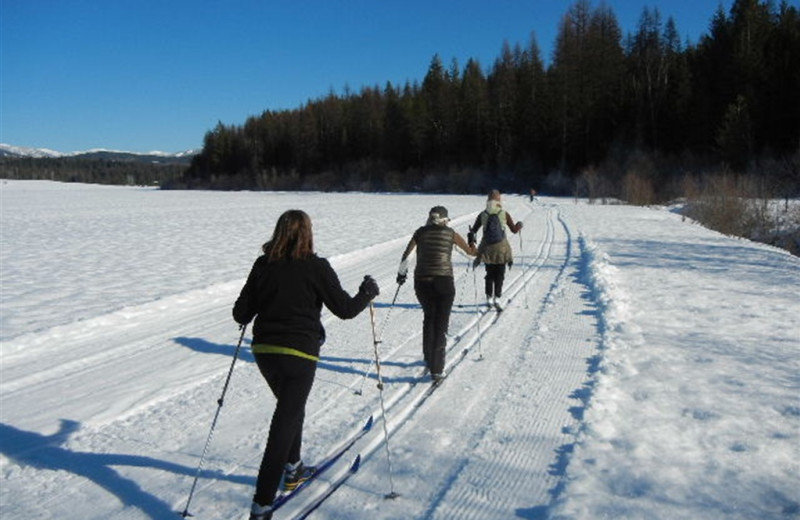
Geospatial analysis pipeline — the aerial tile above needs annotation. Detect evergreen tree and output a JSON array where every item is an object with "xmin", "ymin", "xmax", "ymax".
[
  {"xmin": 515, "ymin": 33, "xmax": 549, "ymax": 178},
  {"xmin": 550, "ymin": 0, "xmax": 623, "ymax": 171},
  {"xmin": 762, "ymin": 1, "xmax": 800, "ymax": 155},
  {"xmin": 487, "ymin": 41, "xmax": 519, "ymax": 169},
  {"xmin": 174, "ymin": 0, "xmax": 797, "ymax": 195}
]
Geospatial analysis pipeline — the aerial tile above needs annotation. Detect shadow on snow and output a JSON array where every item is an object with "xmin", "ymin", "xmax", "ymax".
[
  {"xmin": 0, "ymin": 420, "xmax": 250, "ymax": 518},
  {"xmin": 171, "ymin": 337, "xmax": 425, "ymax": 384}
]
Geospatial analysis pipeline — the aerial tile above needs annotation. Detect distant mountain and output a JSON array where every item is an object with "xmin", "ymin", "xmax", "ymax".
[
  {"xmin": 0, "ymin": 144, "xmax": 64, "ymax": 158},
  {"xmin": 0, "ymin": 143, "xmax": 199, "ymax": 164}
]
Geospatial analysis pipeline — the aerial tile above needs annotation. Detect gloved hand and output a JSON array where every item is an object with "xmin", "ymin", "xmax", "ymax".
[
  {"xmin": 359, "ymin": 275, "xmax": 380, "ymax": 300},
  {"xmin": 472, "ymin": 257, "xmax": 481, "ymax": 270},
  {"xmin": 507, "ymin": 260, "xmax": 513, "ymax": 270},
  {"xmin": 517, "ymin": 221, "xmax": 524, "ymax": 230},
  {"xmin": 397, "ymin": 259, "xmax": 408, "ymax": 286},
  {"xmin": 467, "ymin": 231, "xmax": 476, "ymax": 247}
]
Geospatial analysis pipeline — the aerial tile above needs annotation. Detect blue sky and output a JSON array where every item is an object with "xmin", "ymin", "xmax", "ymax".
[{"xmin": 2, "ymin": 0, "xmax": 733, "ymax": 154}]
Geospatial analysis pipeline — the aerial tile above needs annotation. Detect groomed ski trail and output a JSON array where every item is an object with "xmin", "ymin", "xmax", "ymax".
[{"xmin": 285, "ymin": 203, "xmax": 604, "ymax": 519}]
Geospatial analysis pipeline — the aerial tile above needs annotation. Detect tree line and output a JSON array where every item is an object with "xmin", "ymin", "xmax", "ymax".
[
  {"xmin": 176, "ymin": 0, "xmax": 799, "ymax": 199},
  {"xmin": 7, "ymin": 0, "xmax": 794, "ymax": 200},
  {"xmin": 0, "ymin": 156, "xmax": 186, "ymax": 186}
]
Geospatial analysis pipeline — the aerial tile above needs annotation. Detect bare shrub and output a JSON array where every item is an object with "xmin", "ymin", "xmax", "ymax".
[
  {"xmin": 622, "ymin": 171, "xmax": 655, "ymax": 206},
  {"xmin": 621, "ymin": 152, "xmax": 657, "ymax": 205},
  {"xmin": 575, "ymin": 166, "xmax": 608, "ymax": 203},
  {"xmin": 684, "ymin": 173, "xmax": 754, "ymax": 236},
  {"xmin": 680, "ymin": 173, "xmax": 701, "ymax": 201},
  {"xmin": 682, "ymin": 172, "xmax": 800, "ymax": 256},
  {"xmin": 780, "ymin": 204, "xmax": 800, "ymax": 255}
]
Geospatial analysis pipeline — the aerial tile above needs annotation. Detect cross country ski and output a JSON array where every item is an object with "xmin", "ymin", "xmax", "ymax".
[
  {"xmin": 269, "ymin": 416, "xmax": 373, "ymax": 514},
  {"xmin": 291, "ymin": 455, "xmax": 362, "ymax": 520}
]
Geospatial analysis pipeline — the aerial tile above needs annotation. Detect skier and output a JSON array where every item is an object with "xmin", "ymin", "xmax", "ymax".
[
  {"xmin": 468, "ymin": 189, "xmax": 523, "ymax": 311},
  {"xmin": 396, "ymin": 206, "xmax": 476, "ymax": 383},
  {"xmin": 233, "ymin": 209, "xmax": 379, "ymax": 520}
]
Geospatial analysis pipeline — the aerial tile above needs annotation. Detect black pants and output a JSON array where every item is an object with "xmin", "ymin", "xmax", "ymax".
[
  {"xmin": 253, "ymin": 353, "xmax": 317, "ymax": 506},
  {"xmin": 414, "ymin": 276, "xmax": 455, "ymax": 375},
  {"xmin": 484, "ymin": 263, "xmax": 506, "ymax": 298}
]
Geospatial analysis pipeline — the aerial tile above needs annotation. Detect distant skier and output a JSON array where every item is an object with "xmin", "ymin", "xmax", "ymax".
[
  {"xmin": 233, "ymin": 209, "xmax": 379, "ymax": 520},
  {"xmin": 468, "ymin": 190, "xmax": 523, "ymax": 311},
  {"xmin": 396, "ymin": 206, "xmax": 476, "ymax": 383}
]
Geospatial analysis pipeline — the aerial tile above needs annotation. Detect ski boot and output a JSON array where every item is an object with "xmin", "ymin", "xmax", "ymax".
[
  {"xmin": 249, "ymin": 501, "xmax": 272, "ymax": 520},
  {"xmin": 282, "ymin": 461, "xmax": 316, "ymax": 492}
]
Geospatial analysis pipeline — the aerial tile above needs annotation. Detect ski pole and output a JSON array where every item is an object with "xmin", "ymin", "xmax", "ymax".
[
  {"xmin": 472, "ymin": 266, "xmax": 484, "ymax": 360},
  {"xmin": 355, "ymin": 283, "xmax": 401, "ymax": 396},
  {"xmin": 455, "ymin": 262, "xmax": 471, "ymax": 308},
  {"xmin": 378, "ymin": 283, "xmax": 402, "ymax": 340},
  {"xmin": 519, "ymin": 229, "xmax": 529, "ymax": 309},
  {"xmin": 368, "ymin": 302, "xmax": 400, "ymax": 499},
  {"xmin": 180, "ymin": 324, "xmax": 247, "ymax": 518}
]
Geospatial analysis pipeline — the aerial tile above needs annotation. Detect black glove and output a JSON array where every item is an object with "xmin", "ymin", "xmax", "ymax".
[
  {"xmin": 396, "ymin": 272, "xmax": 407, "ymax": 286},
  {"xmin": 467, "ymin": 231, "xmax": 476, "ymax": 247},
  {"xmin": 507, "ymin": 260, "xmax": 513, "ymax": 270},
  {"xmin": 359, "ymin": 275, "xmax": 380, "ymax": 300}
]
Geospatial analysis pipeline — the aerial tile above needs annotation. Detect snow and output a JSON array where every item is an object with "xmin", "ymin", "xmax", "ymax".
[
  {"xmin": 1, "ymin": 180, "xmax": 798, "ymax": 520},
  {"xmin": 0, "ymin": 144, "xmax": 64, "ymax": 158},
  {"xmin": 0, "ymin": 143, "xmax": 198, "ymax": 158}
]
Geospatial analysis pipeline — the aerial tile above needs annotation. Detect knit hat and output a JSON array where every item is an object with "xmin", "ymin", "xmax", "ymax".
[
  {"xmin": 428, "ymin": 205, "xmax": 450, "ymax": 225},
  {"xmin": 430, "ymin": 206, "xmax": 448, "ymax": 219}
]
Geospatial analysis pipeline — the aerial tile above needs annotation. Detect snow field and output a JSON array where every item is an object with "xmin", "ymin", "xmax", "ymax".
[{"xmin": 1, "ymin": 181, "xmax": 798, "ymax": 519}]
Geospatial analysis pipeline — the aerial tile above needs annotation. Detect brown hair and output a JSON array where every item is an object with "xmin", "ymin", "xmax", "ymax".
[{"xmin": 262, "ymin": 209, "xmax": 314, "ymax": 261}]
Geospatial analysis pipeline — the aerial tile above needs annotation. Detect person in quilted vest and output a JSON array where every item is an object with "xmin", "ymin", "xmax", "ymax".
[{"xmin": 396, "ymin": 206, "xmax": 476, "ymax": 383}]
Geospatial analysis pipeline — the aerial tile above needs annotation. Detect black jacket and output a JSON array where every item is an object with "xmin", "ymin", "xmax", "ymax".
[{"xmin": 233, "ymin": 255, "xmax": 371, "ymax": 357}]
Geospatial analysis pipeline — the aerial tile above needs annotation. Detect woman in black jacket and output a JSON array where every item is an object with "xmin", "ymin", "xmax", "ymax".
[{"xmin": 233, "ymin": 209, "xmax": 379, "ymax": 520}]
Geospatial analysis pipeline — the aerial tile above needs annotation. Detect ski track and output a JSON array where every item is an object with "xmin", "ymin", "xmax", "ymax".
[
  {"xmin": 304, "ymin": 203, "xmax": 604, "ymax": 520},
  {"xmin": 0, "ymin": 195, "xmax": 607, "ymax": 520}
]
